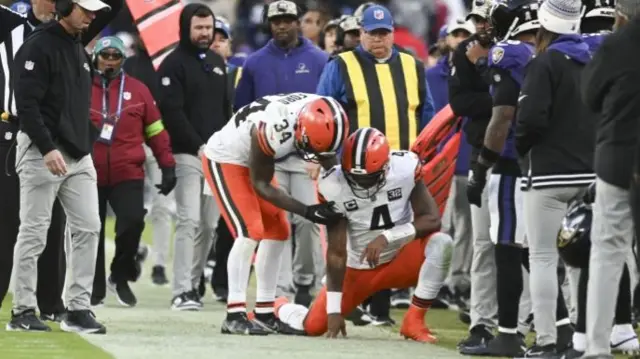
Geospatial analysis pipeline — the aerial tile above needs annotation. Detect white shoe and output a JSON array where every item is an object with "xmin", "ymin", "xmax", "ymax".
[{"xmin": 610, "ymin": 324, "xmax": 639, "ymax": 353}]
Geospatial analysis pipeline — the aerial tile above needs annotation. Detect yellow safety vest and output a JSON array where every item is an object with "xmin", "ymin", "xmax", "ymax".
[
  {"xmin": 234, "ymin": 67, "xmax": 243, "ymax": 89},
  {"xmin": 336, "ymin": 50, "xmax": 426, "ymax": 150}
]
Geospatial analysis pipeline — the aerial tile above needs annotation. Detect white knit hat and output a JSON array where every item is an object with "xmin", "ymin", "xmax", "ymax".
[{"xmin": 538, "ymin": 0, "xmax": 582, "ymax": 34}]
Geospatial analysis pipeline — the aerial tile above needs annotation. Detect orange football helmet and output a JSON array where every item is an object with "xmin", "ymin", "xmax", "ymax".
[
  {"xmin": 341, "ymin": 128, "xmax": 390, "ymax": 199},
  {"xmin": 294, "ymin": 97, "xmax": 349, "ymax": 162}
]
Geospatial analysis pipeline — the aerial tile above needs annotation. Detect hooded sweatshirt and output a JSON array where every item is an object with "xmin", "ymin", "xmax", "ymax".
[
  {"xmin": 233, "ymin": 37, "xmax": 328, "ymax": 111},
  {"xmin": 157, "ymin": 3, "xmax": 230, "ymax": 156},
  {"xmin": 515, "ymin": 34, "xmax": 596, "ymax": 189}
]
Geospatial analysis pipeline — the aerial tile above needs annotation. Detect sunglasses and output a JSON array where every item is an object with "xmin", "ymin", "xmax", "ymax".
[{"xmin": 99, "ymin": 52, "xmax": 123, "ymax": 60}]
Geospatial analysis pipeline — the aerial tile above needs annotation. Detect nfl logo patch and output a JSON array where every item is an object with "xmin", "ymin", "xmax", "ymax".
[
  {"xmin": 101, "ymin": 39, "xmax": 111, "ymax": 47},
  {"xmin": 374, "ymin": 9, "xmax": 384, "ymax": 20},
  {"xmin": 491, "ymin": 47, "xmax": 505, "ymax": 64}
]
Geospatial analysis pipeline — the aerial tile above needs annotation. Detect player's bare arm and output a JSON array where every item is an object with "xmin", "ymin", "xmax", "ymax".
[
  {"xmin": 477, "ymin": 105, "xmax": 515, "ymax": 167},
  {"xmin": 409, "ymin": 180, "xmax": 443, "ymax": 237},
  {"xmin": 248, "ymin": 127, "xmax": 308, "ymax": 217},
  {"xmin": 325, "ymin": 217, "xmax": 349, "ymax": 339}
]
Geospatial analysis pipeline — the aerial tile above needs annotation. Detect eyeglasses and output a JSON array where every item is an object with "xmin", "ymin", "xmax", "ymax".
[{"xmin": 99, "ymin": 52, "xmax": 123, "ymax": 60}]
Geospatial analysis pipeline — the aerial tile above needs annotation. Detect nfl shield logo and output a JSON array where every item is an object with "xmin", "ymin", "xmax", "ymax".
[
  {"xmin": 101, "ymin": 39, "xmax": 111, "ymax": 47},
  {"xmin": 374, "ymin": 9, "xmax": 384, "ymax": 20}
]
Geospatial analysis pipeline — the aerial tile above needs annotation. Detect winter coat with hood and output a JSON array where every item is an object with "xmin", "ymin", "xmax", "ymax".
[
  {"xmin": 515, "ymin": 34, "xmax": 597, "ymax": 190},
  {"xmin": 90, "ymin": 71, "xmax": 175, "ymax": 187},
  {"xmin": 157, "ymin": 3, "xmax": 230, "ymax": 156},
  {"xmin": 12, "ymin": 0, "xmax": 123, "ymax": 159}
]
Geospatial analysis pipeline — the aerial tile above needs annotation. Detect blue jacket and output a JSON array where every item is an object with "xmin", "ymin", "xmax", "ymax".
[
  {"xmin": 234, "ymin": 37, "xmax": 328, "ymax": 111},
  {"xmin": 316, "ymin": 46, "xmax": 435, "ymax": 130},
  {"xmin": 426, "ymin": 57, "xmax": 472, "ymax": 175}
]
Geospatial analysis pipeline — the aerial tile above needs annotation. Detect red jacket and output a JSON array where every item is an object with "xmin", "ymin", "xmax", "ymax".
[{"xmin": 90, "ymin": 73, "xmax": 175, "ymax": 187}]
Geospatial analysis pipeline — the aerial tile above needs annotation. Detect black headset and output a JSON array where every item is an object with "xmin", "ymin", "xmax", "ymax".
[{"xmin": 55, "ymin": 0, "xmax": 74, "ymax": 18}]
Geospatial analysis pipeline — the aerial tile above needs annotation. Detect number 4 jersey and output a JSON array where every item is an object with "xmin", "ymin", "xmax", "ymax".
[
  {"xmin": 318, "ymin": 150, "xmax": 422, "ymax": 270},
  {"xmin": 204, "ymin": 92, "xmax": 324, "ymax": 166}
]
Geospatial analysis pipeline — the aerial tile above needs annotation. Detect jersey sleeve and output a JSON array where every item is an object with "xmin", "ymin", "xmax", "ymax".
[
  {"xmin": 488, "ymin": 42, "xmax": 533, "ymax": 87},
  {"xmin": 391, "ymin": 151, "xmax": 423, "ymax": 185},
  {"xmin": 255, "ymin": 104, "xmax": 296, "ymax": 158}
]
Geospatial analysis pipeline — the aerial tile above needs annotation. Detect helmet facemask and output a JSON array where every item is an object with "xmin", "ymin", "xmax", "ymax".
[{"xmin": 344, "ymin": 164, "xmax": 388, "ymax": 199}]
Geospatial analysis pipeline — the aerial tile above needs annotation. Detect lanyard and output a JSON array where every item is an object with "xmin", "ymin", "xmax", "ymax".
[{"xmin": 101, "ymin": 72, "xmax": 126, "ymax": 123}]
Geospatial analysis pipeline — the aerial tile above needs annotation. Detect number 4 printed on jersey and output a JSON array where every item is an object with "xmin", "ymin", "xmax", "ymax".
[{"xmin": 370, "ymin": 205, "xmax": 393, "ymax": 230}]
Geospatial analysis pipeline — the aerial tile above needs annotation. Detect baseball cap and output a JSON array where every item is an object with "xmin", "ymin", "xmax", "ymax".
[
  {"xmin": 340, "ymin": 15, "xmax": 360, "ymax": 32},
  {"xmin": 266, "ymin": 0, "xmax": 298, "ymax": 20},
  {"xmin": 215, "ymin": 19, "xmax": 231, "ymax": 38},
  {"xmin": 467, "ymin": 0, "xmax": 494, "ymax": 20},
  {"xmin": 74, "ymin": 0, "xmax": 111, "ymax": 12},
  {"xmin": 447, "ymin": 18, "xmax": 476, "ymax": 35},
  {"xmin": 93, "ymin": 36, "xmax": 126, "ymax": 58},
  {"xmin": 361, "ymin": 5, "xmax": 394, "ymax": 32}
]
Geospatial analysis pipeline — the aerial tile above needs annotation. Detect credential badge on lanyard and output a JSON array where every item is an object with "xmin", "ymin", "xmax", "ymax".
[{"xmin": 98, "ymin": 72, "xmax": 126, "ymax": 145}]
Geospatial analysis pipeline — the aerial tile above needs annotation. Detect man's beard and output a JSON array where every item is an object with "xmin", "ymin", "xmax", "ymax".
[{"xmin": 193, "ymin": 37, "xmax": 212, "ymax": 49}]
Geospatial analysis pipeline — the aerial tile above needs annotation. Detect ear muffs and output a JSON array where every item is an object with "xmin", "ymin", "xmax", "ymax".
[{"xmin": 55, "ymin": 0, "xmax": 74, "ymax": 18}]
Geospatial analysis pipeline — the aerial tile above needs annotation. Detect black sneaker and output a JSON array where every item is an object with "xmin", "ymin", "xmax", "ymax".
[
  {"xmin": 253, "ymin": 312, "xmax": 306, "ymax": 335},
  {"xmin": 61, "ymin": 310, "xmax": 106, "ymax": 334},
  {"xmin": 556, "ymin": 323, "xmax": 574, "ymax": 352},
  {"xmin": 221, "ymin": 312, "xmax": 270, "ymax": 335},
  {"xmin": 560, "ymin": 348, "xmax": 584, "ymax": 359},
  {"xmin": 151, "ymin": 265, "xmax": 169, "ymax": 286},
  {"xmin": 345, "ymin": 305, "xmax": 373, "ymax": 326},
  {"xmin": 108, "ymin": 276, "xmax": 137, "ymax": 307},
  {"xmin": 390, "ymin": 289, "xmax": 411, "ymax": 309},
  {"xmin": 189, "ymin": 289, "xmax": 204, "ymax": 308},
  {"xmin": 370, "ymin": 315, "xmax": 396, "ymax": 327},
  {"xmin": 171, "ymin": 292, "xmax": 200, "ymax": 311},
  {"xmin": 213, "ymin": 286, "xmax": 228, "ymax": 303},
  {"xmin": 6, "ymin": 309, "xmax": 51, "ymax": 332},
  {"xmin": 457, "ymin": 324, "xmax": 494, "ymax": 350},
  {"xmin": 294, "ymin": 284, "xmax": 312, "ymax": 307},
  {"xmin": 524, "ymin": 344, "xmax": 558, "ymax": 358},
  {"xmin": 460, "ymin": 332, "xmax": 525, "ymax": 356},
  {"xmin": 40, "ymin": 312, "xmax": 66, "ymax": 323}
]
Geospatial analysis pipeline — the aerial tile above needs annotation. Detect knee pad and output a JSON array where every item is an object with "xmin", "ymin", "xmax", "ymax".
[{"xmin": 425, "ymin": 232, "xmax": 454, "ymax": 261}]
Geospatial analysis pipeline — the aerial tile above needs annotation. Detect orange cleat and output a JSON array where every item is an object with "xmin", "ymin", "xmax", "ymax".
[
  {"xmin": 399, "ymin": 306, "xmax": 438, "ymax": 344},
  {"xmin": 274, "ymin": 296, "xmax": 289, "ymax": 318}
]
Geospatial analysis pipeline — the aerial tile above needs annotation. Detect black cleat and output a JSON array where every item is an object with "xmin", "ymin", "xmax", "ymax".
[
  {"xmin": 294, "ymin": 285, "xmax": 313, "ymax": 307},
  {"xmin": 460, "ymin": 332, "xmax": 525, "ymax": 356},
  {"xmin": 221, "ymin": 313, "xmax": 270, "ymax": 335},
  {"xmin": 61, "ymin": 310, "xmax": 106, "ymax": 334},
  {"xmin": 6, "ymin": 309, "xmax": 51, "ymax": 332},
  {"xmin": 40, "ymin": 312, "xmax": 66, "ymax": 323},
  {"xmin": 345, "ymin": 305, "xmax": 373, "ymax": 326},
  {"xmin": 253, "ymin": 312, "xmax": 306, "ymax": 335},
  {"xmin": 556, "ymin": 323, "xmax": 574, "ymax": 352},
  {"xmin": 188, "ymin": 289, "xmax": 203, "ymax": 309},
  {"xmin": 151, "ymin": 265, "xmax": 169, "ymax": 286},
  {"xmin": 390, "ymin": 289, "xmax": 411, "ymax": 309},
  {"xmin": 458, "ymin": 324, "xmax": 494, "ymax": 350},
  {"xmin": 108, "ymin": 276, "xmax": 137, "ymax": 307},
  {"xmin": 524, "ymin": 344, "xmax": 558, "ymax": 358},
  {"xmin": 171, "ymin": 292, "xmax": 200, "ymax": 311}
]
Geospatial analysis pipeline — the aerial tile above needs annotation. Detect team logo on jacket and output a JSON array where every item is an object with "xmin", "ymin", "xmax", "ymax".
[
  {"xmin": 24, "ymin": 61, "xmax": 34, "ymax": 71},
  {"xmin": 295, "ymin": 63, "xmax": 309, "ymax": 74},
  {"xmin": 344, "ymin": 200, "xmax": 359, "ymax": 212},
  {"xmin": 83, "ymin": 63, "xmax": 90, "ymax": 72},
  {"xmin": 387, "ymin": 188, "xmax": 402, "ymax": 201},
  {"xmin": 161, "ymin": 77, "xmax": 170, "ymax": 86},
  {"xmin": 123, "ymin": 92, "xmax": 131, "ymax": 100},
  {"xmin": 213, "ymin": 67, "xmax": 224, "ymax": 75},
  {"xmin": 491, "ymin": 47, "xmax": 504, "ymax": 64}
]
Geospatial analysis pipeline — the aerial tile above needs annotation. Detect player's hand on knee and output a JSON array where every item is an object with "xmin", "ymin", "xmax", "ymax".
[
  {"xmin": 304, "ymin": 201, "xmax": 344, "ymax": 225},
  {"xmin": 360, "ymin": 235, "xmax": 388, "ymax": 268},
  {"xmin": 326, "ymin": 313, "xmax": 347, "ymax": 339}
]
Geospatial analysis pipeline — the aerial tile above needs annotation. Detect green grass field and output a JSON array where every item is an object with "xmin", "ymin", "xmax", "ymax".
[{"xmin": 0, "ymin": 218, "xmax": 635, "ymax": 358}]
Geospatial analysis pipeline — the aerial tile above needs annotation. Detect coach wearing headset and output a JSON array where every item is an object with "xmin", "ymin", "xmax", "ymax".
[{"xmin": 8, "ymin": 0, "xmax": 122, "ymax": 334}]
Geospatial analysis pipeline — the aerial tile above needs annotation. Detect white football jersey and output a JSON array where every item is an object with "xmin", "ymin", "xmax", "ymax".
[
  {"xmin": 205, "ymin": 93, "xmax": 323, "ymax": 166},
  {"xmin": 318, "ymin": 150, "xmax": 421, "ymax": 269}
]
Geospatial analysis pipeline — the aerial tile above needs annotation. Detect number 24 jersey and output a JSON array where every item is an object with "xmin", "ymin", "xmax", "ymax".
[
  {"xmin": 318, "ymin": 151, "xmax": 422, "ymax": 270},
  {"xmin": 204, "ymin": 92, "xmax": 323, "ymax": 166}
]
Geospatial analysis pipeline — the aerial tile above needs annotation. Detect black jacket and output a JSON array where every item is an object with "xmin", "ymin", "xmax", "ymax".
[
  {"xmin": 516, "ymin": 35, "xmax": 596, "ymax": 190},
  {"xmin": 123, "ymin": 47, "xmax": 160, "ymax": 102},
  {"xmin": 582, "ymin": 19, "xmax": 640, "ymax": 190},
  {"xmin": 157, "ymin": 3, "xmax": 230, "ymax": 156},
  {"xmin": 12, "ymin": 0, "xmax": 122, "ymax": 159},
  {"xmin": 448, "ymin": 35, "xmax": 493, "ymax": 150}
]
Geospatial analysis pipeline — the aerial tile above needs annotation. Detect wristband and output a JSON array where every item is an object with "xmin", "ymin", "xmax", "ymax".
[
  {"xmin": 479, "ymin": 146, "xmax": 500, "ymax": 166},
  {"xmin": 326, "ymin": 291, "xmax": 342, "ymax": 314},
  {"xmin": 381, "ymin": 223, "xmax": 416, "ymax": 244}
]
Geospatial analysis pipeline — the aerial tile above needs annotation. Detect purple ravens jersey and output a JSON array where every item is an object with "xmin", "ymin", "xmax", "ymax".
[
  {"xmin": 488, "ymin": 41, "xmax": 535, "ymax": 159},
  {"xmin": 582, "ymin": 32, "xmax": 609, "ymax": 53}
]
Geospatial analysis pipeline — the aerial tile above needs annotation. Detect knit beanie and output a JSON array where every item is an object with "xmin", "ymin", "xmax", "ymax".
[
  {"xmin": 616, "ymin": 0, "xmax": 640, "ymax": 18},
  {"xmin": 538, "ymin": 0, "xmax": 582, "ymax": 34}
]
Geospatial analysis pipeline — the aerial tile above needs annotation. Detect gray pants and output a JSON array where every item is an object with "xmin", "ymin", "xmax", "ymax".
[
  {"xmin": 469, "ymin": 168, "xmax": 498, "ymax": 329},
  {"xmin": 12, "ymin": 134, "xmax": 101, "ymax": 312},
  {"xmin": 275, "ymin": 169, "xmax": 323, "ymax": 290},
  {"xmin": 143, "ymin": 146, "xmax": 175, "ymax": 267},
  {"xmin": 172, "ymin": 154, "xmax": 219, "ymax": 296},
  {"xmin": 523, "ymin": 186, "xmax": 584, "ymax": 346},
  {"xmin": 586, "ymin": 178, "xmax": 634, "ymax": 356},
  {"xmin": 442, "ymin": 175, "xmax": 473, "ymax": 292}
]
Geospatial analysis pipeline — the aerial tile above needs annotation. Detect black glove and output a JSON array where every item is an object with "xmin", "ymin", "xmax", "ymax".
[
  {"xmin": 582, "ymin": 181, "xmax": 596, "ymax": 204},
  {"xmin": 467, "ymin": 163, "xmax": 489, "ymax": 208},
  {"xmin": 304, "ymin": 201, "xmax": 344, "ymax": 225},
  {"xmin": 155, "ymin": 167, "xmax": 177, "ymax": 195}
]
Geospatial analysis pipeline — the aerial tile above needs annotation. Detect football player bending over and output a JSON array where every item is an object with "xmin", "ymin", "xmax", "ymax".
[
  {"xmin": 203, "ymin": 93, "xmax": 349, "ymax": 335},
  {"xmin": 274, "ymin": 128, "xmax": 453, "ymax": 342}
]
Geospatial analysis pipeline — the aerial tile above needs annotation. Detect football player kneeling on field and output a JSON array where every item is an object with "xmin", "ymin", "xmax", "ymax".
[{"xmin": 274, "ymin": 128, "xmax": 453, "ymax": 342}]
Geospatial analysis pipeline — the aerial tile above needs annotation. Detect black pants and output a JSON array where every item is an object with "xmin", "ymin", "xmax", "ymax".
[
  {"xmin": 211, "ymin": 217, "xmax": 233, "ymax": 290},
  {"xmin": 0, "ymin": 122, "xmax": 66, "ymax": 313},
  {"xmin": 93, "ymin": 180, "xmax": 146, "ymax": 299}
]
